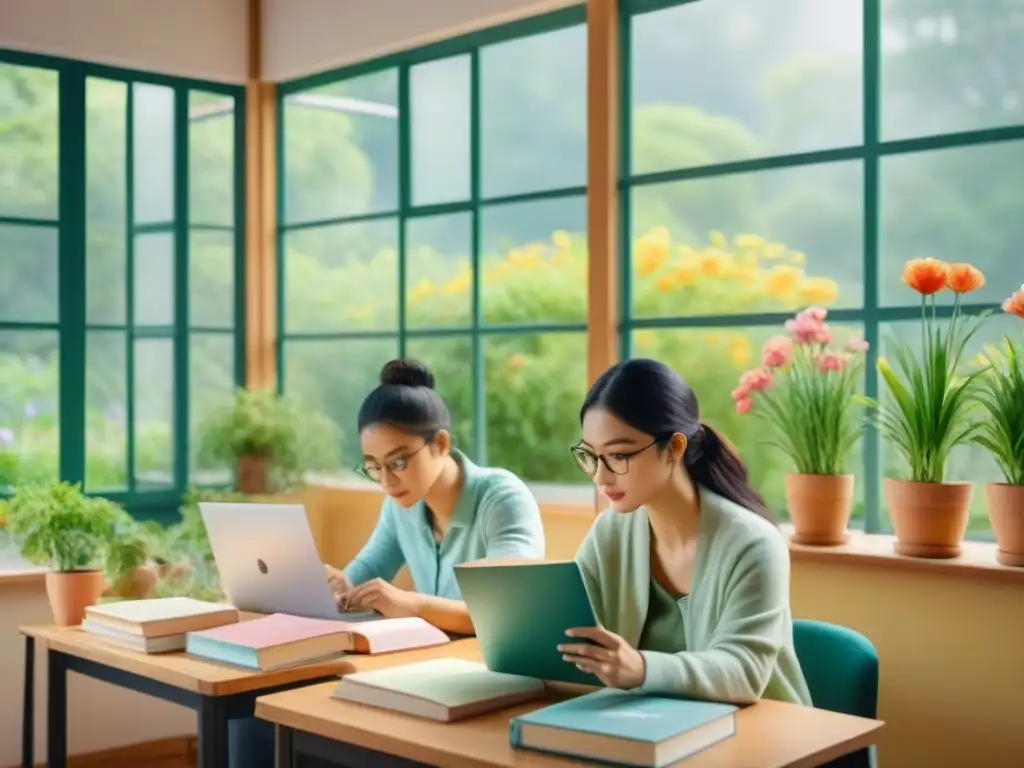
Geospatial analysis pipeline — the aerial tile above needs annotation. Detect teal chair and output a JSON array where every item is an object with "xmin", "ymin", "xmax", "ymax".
[{"xmin": 793, "ymin": 619, "xmax": 879, "ymax": 768}]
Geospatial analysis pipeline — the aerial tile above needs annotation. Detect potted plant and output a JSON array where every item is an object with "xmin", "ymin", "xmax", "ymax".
[
  {"xmin": 732, "ymin": 307, "xmax": 868, "ymax": 544},
  {"xmin": 869, "ymin": 259, "xmax": 987, "ymax": 558},
  {"xmin": 102, "ymin": 516, "xmax": 159, "ymax": 599},
  {"xmin": 196, "ymin": 388, "xmax": 340, "ymax": 494},
  {"xmin": 974, "ymin": 285, "xmax": 1024, "ymax": 566},
  {"xmin": 5, "ymin": 483, "xmax": 121, "ymax": 625}
]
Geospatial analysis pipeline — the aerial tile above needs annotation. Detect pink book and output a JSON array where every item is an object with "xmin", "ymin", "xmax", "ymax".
[{"xmin": 186, "ymin": 614, "xmax": 449, "ymax": 670}]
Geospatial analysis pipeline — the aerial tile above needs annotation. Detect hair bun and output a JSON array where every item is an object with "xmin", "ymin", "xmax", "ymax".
[{"xmin": 380, "ymin": 358, "xmax": 435, "ymax": 389}]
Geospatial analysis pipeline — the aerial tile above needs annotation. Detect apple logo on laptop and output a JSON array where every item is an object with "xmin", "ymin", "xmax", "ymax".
[{"xmin": 257, "ymin": 558, "xmax": 268, "ymax": 574}]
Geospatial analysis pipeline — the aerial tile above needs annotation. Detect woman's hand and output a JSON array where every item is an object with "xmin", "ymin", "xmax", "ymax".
[
  {"xmin": 340, "ymin": 577, "xmax": 421, "ymax": 618},
  {"xmin": 324, "ymin": 563, "xmax": 352, "ymax": 595},
  {"xmin": 558, "ymin": 626, "xmax": 646, "ymax": 689}
]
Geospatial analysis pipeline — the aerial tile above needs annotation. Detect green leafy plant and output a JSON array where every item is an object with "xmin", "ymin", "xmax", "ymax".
[
  {"xmin": 4, "ymin": 482, "xmax": 121, "ymax": 572},
  {"xmin": 196, "ymin": 387, "xmax": 340, "ymax": 491},
  {"xmin": 973, "ymin": 335, "xmax": 1024, "ymax": 486},
  {"xmin": 732, "ymin": 308, "xmax": 868, "ymax": 475},
  {"xmin": 103, "ymin": 515, "xmax": 156, "ymax": 593},
  {"xmin": 869, "ymin": 259, "xmax": 988, "ymax": 484}
]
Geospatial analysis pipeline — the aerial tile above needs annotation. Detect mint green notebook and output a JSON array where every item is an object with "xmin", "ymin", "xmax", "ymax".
[
  {"xmin": 509, "ymin": 689, "xmax": 737, "ymax": 767},
  {"xmin": 453, "ymin": 560, "xmax": 600, "ymax": 686}
]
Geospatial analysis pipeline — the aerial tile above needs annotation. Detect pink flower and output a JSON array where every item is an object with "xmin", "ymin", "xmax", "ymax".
[
  {"xmin": 817, "ymin": 351, "xmax": 846, "ymax": 372},
  {"xmin": 805, "ymin": 307, "xmax": 828, "ymax": 321},
  {"xmin": 735, "ymin": 396, "xmax": 754, "ymax": 415},
  {"xmin": 846, "ymin": 338, "xmax": 869, "ymax": 352},
  {"xmin": 731, "ymin": 385, "xmax": 750, "ymax": 402},
  {"xmin": 761, "ymin": 336, "xmax": 793, "ymax": 368},
  {"xmin": 785, "ymin": 308, "xmax": 832, "ymax": 345},
  {"xmin": 739, "ymin": 368, "xmax": 773, "ymax": 393}
]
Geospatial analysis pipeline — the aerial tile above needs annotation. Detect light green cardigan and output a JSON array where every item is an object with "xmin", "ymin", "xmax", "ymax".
[{"xmin": 575, "ymin": 488, "xmax": 812, "ymax": 706}]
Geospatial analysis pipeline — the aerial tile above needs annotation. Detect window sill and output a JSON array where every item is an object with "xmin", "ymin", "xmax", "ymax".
[
  {"xmin": 0, "ymin": 566, "xmax": 46, "ymax": 588},
  {"xmin": 782, "ymin": 525, "xmax": 1024, "ymax": 584}
]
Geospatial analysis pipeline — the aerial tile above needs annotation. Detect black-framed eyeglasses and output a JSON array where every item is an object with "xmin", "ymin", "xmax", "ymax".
[
  {"xmin": 356, "ymin": 442, "xmax": 429, "ymax": 482},
  {"xmin": 570, "ymin": 440, "xmax": 658, "ymax": 477}
]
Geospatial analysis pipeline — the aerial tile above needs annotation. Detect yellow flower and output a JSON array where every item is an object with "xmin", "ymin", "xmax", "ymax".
[
  {"xmin": 552, "ymin": 230, "xmax": 572, "ymax": 250},
  {"xmin": 656, "ymin": 273, "xmax": 675, "ymax": 293},
  {"xmin": 728, "ymin": 334, "xmax": 752, "ymax": 367},
  {"xmin": 708, "ymin": 230, "xmax": 727, "ymax": 248},
  {"xmin": 764, "ymin": 264, "xmax": 803, "ymax": 297},
  {"xmin": 790, "ymin": 250, "xmax": 807, "ymax": 266},
  {"xmin": 507, "ymin": 353, "xmax": 528, "ymax": 369},
  {"xmin": 798, "ymin": 277, "xmax": 839, "ymax": 305},
  {"xmin": 409, "ymin": 279, "xmax": 434, "ymax": 301},
  {"xmin": 763, "ymin": 242, "xmax": 786, "ymax": 259},
  {"xmin": 697, "ymin": 250, "xmax": 724, "ymax": 277},
  {"xmin": 735, "ymin": 233, "xmax": 765, "ymax": 249},
  {"xmin": 552, "ymin": 250, "xmax": 573, "ymax": 267},
  {"xmin": 442, "ymin": 272, "xmax": 470, "ymax": 294},
  {"xmin": 635, "ymin": 238, "xmax": 668, "ymax": 276},
  {"xmin": 635, "ymin": 330, "xmax": 655, "ymax": 349},
  {"xmin": 673, "ymin": 264, "xmax": 697, "ymax": 285}
]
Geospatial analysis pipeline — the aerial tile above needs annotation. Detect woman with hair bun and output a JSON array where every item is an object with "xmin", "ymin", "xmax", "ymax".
[{"xmin": 323, "ymin": 357, "xmax": 546, "ymax": 632}]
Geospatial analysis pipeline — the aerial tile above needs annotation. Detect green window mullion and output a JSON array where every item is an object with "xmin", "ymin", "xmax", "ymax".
[
  {"xmin": 57, "ymin": 62, "xmax": 87, "ymax": 487},
  {"xmin": 125, "ymin": 82, "xmax": 137, "ymax": 493},
  {"xmin": 469, "ymin": 49, "xmax": 486, "ymax": 465},
  {"xmin": 275, "ymin": 92, "xmax": 287, "ymax": 393},
  {"xmin": 618, "ymin": 10, "xmax": 634, "ymax": 361},
  {"xmin": 233, "ymin": 90, "xmax": 248, "ymax": 389},
  {"xmin": 173, "ymin": 86, "xmax": 190, "ymax": 491},
  {"xmin": 861, "ymin": 0, "xmax": 883, "ymax": 534},
  {"xmin": 397, "ymin": 65, "xmax": 411, "ymax": 359}
]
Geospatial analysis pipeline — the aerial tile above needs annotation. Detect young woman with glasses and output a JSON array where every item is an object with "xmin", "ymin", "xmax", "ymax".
[
  {"xmin": 232, "ymin": 357, "xmax": 545, "ymax": 768},
  {"xmin": 558, "ymin": 357, "xmax": 811, "ymax": 706}
]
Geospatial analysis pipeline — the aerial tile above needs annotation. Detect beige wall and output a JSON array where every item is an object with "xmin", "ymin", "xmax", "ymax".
[
  {"xmin": 0, "ymin": 0, "xmax": 249, "ymax": 81},
  {"xmin": 261, "ymin": 0, "xmax": 580, "ymax": 82}
]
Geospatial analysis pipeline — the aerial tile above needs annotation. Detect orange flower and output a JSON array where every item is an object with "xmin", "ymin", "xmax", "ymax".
[
  {"xmin": 946, "ymin": 263, "xmax": 985, "ymax": 294},
  {"xmin": 1003, "ymin": 285, "xmax": 1024, "ymax": 318},
  {"xmin": 902, "ymin": 258, "xmax": 948, "ymax": 295}
]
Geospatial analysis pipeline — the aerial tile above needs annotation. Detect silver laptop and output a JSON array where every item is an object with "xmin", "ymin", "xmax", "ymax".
[{"xmin": 199, "ymin": 501, "xmax": 376, "ymax": 622}]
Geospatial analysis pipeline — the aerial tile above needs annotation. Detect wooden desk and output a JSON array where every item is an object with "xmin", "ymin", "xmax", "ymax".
[
  {"xmin": 255, "ymin": 644, "xmax": 884, "ymax": 768},
  {"xmin": 19, "ymin": 625, "xmax": 460, "ymax": 768}
]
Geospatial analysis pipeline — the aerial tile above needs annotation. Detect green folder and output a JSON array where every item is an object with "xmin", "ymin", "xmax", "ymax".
[{"xmin": 453, "ymin": 560, "xmax": 602, "ymax": 687}]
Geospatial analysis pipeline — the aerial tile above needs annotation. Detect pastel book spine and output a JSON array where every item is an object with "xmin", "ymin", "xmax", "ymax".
[{"xmin": 185, "ymin": 613, "xmax": 350, "ymax": 668}]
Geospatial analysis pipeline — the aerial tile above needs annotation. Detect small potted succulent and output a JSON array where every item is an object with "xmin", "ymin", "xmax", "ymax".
[
  {"xmin": 732, "ymin": 307, "xmax": 868, "ymax": 544},
  {"xmin": 5, "ymin": 483, "xmax": 121, "ymax": 625},
  {"xmin": 196, "ymin": 388, "xmax": 340, "ymax": 494}
]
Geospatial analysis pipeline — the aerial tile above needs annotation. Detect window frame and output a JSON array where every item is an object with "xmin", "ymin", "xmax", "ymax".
[
  {"xmin": 0, "ymin": 48, "xmax": 247, "ymax": 522},
  {"xmin": 618, "ymin": 0, "xmax": 1021, "ymax": 537}
]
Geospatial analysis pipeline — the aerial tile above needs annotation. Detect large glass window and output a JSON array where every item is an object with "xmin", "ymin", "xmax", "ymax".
[
  {"xmin": 278, "ymin": 10, "xmax": 591, "ymax": 498},
  {"xmin": 623, "ymin": 0, "xmax": 1022, "ymax": 534},
  {"xmin": 2, "ymin": 54, "xmax": 244, "ymax": 514}
]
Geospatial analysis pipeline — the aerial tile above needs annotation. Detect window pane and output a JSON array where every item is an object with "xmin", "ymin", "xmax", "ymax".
[
  {"xmin": 134, "ymin": 231, "xmax": 175, "ymax": 326},
  {"xmin": 134, "ymin": 337, "xmax": 175, "ymax": 488},
  {"xmin": 631, "ymin": 324, "xmax": 866, "ymax": 524},
  {"xmin": 86, "ymin": 77, "xmax": 128, "ymax": 325},
  {"xmin": 881, "ymin": 0, "xmax": 1024, "ymax": 141},
  {"xmin": 0, "ymin": 63, "xmax": 58, "ymax": 220},
  {"xmin": 190, "ymin": 333, "xmax": 235, "ymax": 484},
  {"xmin": 283, "ymin": 218, "xmax": 398, "ymax": 333},
  {"xmin": 132, "ymin": 83, "xmax": 175, "ymax": 225},
  {"xmin": 481, "ymin": 196, "xmax": 587, "ymax": 325},
  {"xmin": 405, "ymin": 213, "xmax": 472, "ymax": 329},
  {"xmin": 405, "ymin": 335, "xmax": 474, "ymax": 453},
  {"xmin": 190, "ymin": 229, "xmax": 235, "ymax": 329},
  {"xmin": 283, "ymin": 69, "xmax": 399, "ymax": 223},
  {"xmin": 283, "ymin": 337, "xmax": 398, "ymax": 470},
  {"xmin": 880, "ymin": 142, "xmax": 1024, "ymax": 307},
  {"xmin": 0, "ymin": 224, "xmax": 59, "ymax": 324},
  {"xmin": 85, "ymin": 330, "xmax": 127, "ymax": 491},
  {"xmin": 411, "ymin": 56, "xmax": 470, "ymax": 206},
  {"xmin": 481, "ymin": 25, "xmax": 587, "ymax": 197},
  {"xmin": 0, "ymin": 330, "xmax": 59, "ymax": 487},
  {"xmin": 879, "ymin": 313, "xmax": 1013, "ymax": 534},
  {"xmin": 189, "ymin": 92, "xmax": 235, "ymax": 226},
  {"xmin": 630, "ymin": 162, "xmax": 862, "ymax": 319},
  {"xmin": 630, "ymin": 0, "xmax": 862, "ymax": 175},
  {"xmin": 484, "ymin": 332, "xmax": 587, "ymax": 483}
]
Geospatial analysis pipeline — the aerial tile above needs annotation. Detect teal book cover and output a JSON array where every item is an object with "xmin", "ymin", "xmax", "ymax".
[
  {"xmin": 510, "ymin": 689, "xmax": 737, "ymax": 744},
  {"xmin": 453, "ymin": 560, "xmax": 600, "ymax": 686}
]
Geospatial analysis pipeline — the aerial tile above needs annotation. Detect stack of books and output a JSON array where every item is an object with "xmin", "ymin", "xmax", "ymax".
[{"xmin": 82, "ymin": 597, "xmax": 240, "ymax": 654}]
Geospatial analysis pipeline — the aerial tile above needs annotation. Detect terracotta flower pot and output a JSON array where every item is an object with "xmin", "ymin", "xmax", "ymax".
[
  {"xmin": 985, "ymin": 483, "xmax": 1024, "ymax": 567},
  {"xmin": 786, "ymin": 473, "xmax": 854, "ymax": 545},
  {"xmin": 884, "ymin": 478, "xmax": 972, "ymax": 559},
  {"xmin": 236, "ymin": 453, "xmax": 271, "ymax": 494},
  {"xmin": 46, "ymin": 570, "xmax": 107, "ymax": 626}
]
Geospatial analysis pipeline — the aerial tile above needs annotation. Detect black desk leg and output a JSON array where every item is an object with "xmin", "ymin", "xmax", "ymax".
[
  {"xmin": 275, "ymin": 725, "xmax": 293, "ymax": 768},
  {"xmin": 197, "ymin": 696, "xmax": 229, "ymax": 768},
  {"xmin": 47, "ymin": 650, "xmax": 68, "ymax": 768},
  {"xmin": 22, "ymin": 636, "xmax": 34, "ymax": 768}
]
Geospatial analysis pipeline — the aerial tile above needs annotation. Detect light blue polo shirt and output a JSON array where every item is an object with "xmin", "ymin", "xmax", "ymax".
[{"xmin": 342, "ymin": 450, "xmax": 545, "ymax": 599}]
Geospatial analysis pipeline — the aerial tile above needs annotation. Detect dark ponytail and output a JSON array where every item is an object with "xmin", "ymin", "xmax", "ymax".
[
  {"xmin": 581, "ymin": 358, "xmax": 773, "ymax": 522},
  {"xmin": 357, "ymin": 358, "xmax": 452, "ymax": 439}
]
